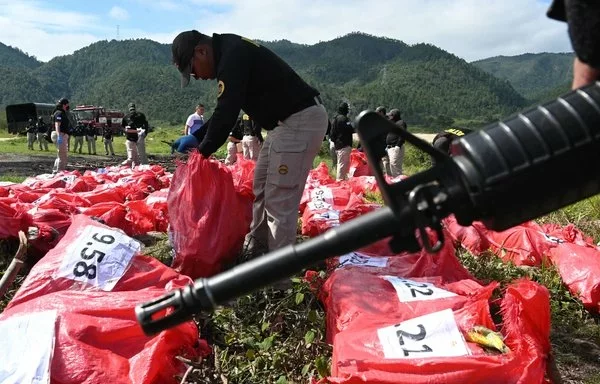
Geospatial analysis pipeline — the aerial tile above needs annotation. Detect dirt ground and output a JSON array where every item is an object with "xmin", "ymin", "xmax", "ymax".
[{"xmin": 0, "ymin": 152, "xmax": 178, "ymax": 178}]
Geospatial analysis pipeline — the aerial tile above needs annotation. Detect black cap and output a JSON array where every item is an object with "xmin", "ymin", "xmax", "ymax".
[
  {"xmin": 338, "ymin": 102, "xmax": 349, "ymax": 115},
  {"xmin": 58, "ymin": 98, "xmax": 69, "ymax": 106},
  {"xmin": 387, "ymin": 108, "xmax": 401, "ymax": 120},
  {"xmin": 375, "ymin": 106, "xmax": 386, "ymax": 114},
  {"xmin": 128, "ymin": 103, "xmax": 136, "ymax": 111},
  {"xmin": 432, "ymin": 136, "xmax": 451, "ymax": 154},
  {"xmin": 172, "ymin": 30, "xmax": 205, "ymax": 88}
]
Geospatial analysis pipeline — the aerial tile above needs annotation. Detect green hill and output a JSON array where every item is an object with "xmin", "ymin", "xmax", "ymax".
[
  {"xmin": 0, "ymin": 42, "xmax": 42, "ymax": 70},
  {"xmin": 471, "ymin": 52, "xmax": 574, "ymax": 102},
  {"xmin": 0, "ymin": 32, "xmax": 532, "ymax": 125}
]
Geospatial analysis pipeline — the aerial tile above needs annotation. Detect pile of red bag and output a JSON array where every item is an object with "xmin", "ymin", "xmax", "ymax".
[
  {"xmin": 0, "ymin": 155, "xmax": 258, "ymax": 383},
  {"xmin": 0, "ymin": 165, "xmax": 173, "ymax": 256},
  {"xmin": 300, "ymin": 163, "xmax": 553, "ymax": 383},
  {"xmin": 445, "ymin": 216, "xmax": 600, "ymax": 312},
  {"xmin": 0, "ymin": 215, "xmax": 208, "ymax": 384}
]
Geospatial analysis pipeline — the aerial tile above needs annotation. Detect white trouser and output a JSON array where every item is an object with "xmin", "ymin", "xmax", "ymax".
[{"xmin": 242, "ymin": 135, "xmax": 260, "ymax": 161}]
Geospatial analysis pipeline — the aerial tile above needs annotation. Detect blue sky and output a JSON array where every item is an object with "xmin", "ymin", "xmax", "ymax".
[{"xmin": 0, "ymin": 0, "xmax": 571, "ymax": 63}]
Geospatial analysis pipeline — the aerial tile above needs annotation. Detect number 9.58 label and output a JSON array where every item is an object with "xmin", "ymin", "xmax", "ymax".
[{"xmin": 57, "ymin": 225, "xmax": 141, "ymax": 291}]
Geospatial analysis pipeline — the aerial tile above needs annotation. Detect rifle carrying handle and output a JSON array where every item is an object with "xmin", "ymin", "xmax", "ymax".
[{"xmin": 452, "ymin": 82, "xmax": 600, "ymax": 230}]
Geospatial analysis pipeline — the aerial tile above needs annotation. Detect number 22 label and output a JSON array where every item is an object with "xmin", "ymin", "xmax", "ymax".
[{"xmin": 381, "ymin": 276, "xmax": 457, "ymax": 303}]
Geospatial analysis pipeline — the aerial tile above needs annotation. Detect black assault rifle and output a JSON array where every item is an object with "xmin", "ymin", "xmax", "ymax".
[{"xmin": 136, "ymin": 82, "xmax": 600, "ymax": 335}]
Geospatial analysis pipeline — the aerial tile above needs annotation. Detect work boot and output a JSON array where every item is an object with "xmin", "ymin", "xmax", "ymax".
[{"xmin": 237, "ymin": 234, "xmax": 268, "ymax": 264}]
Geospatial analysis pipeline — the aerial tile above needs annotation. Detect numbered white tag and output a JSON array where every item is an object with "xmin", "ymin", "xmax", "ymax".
[
  {"xmin": 314, "ymin": 210, "xmax": 340, "ymax": 226},
  {"xmin": 381, "ymin": 276, "xmax": 457, "ymax": 303},
  {"xmin": 61, "ymin": 175, "xmax": 77, "ymax": 184},
  {"xmin": 117, "ymin": 176, "xmax": 135, "ymax": 184},
  {"xmin": 310, "ymin": 187, "xmax": 333, "ymax": 203},
  {"xmin": 377, "ymin": 308, "xmax": 469, "ymax": 359},
  {"xmin": 338, "ymin": 252, "xmax": 388, "ymax": 269},
  {"xmin": 57, "ymin": 225, "xmax": 141, "ymax": 291},
  {"xmin": 307, "ymin": 200, "xmax": 332, "ymax": 211},
  {"xmin": 541, "ymin": 232, "xmax": 565, "ymax": 245},
  {"xmin": 0, "ymin": 310, "xmax": 57, "ymax": 383}
]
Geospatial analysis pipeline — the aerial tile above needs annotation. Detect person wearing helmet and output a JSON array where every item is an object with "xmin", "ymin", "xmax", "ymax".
[
  {"xmin": 330, "ymin": 102, "xmax": 354, "ymax": 181},
  {"xmin": 25, "ymin": 118, "xmax": 37, "ymax": 150},
  {"xmin": 171, "ymin": 30, "xmax": 328, "ymax": 265},
  {"xmin": 385, "ymin": 108, "xmax": 408, "ymax": 177},
  {"xmin": 431, "ymin": 127, "xmax": 474, "ymax": 158},
  {"xmin": 36, "ymin": 116, "xmax": 49, "ymax": 151},
  {"xmin": 51, "ymin": 98, "xmax": 72, "ymax": 174}
]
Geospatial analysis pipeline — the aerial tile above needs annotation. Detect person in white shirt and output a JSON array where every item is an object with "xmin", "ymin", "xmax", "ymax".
[{"xmin": 184, "ymin": 104, "xmax": 205, "ymax": 135}]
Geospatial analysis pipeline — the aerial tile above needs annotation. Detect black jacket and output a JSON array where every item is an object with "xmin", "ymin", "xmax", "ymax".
[
  {"xmin": 194, "ymin": 33, "xmax": 320, "ymax": 156},
  {"xmin": 386, "ymin": 120, "xmax": 408, "ymax": 148},
  {"xmin": 25, "ymin": 122, "xmax": 37, "ymax": 134},
  {"xmin": 102, "ymin": 127, "xmax": 113, "ymax": 140},
  {"xmin": 122, "ymin": 111, "xmax": 148, "ymax": 142},
  {"xmin": 330, "ymin": 114, "xmax": 353, "ymax": 150},
  {"xmin": 73, "ymin": 124, "xmax": 86, "ymax": 137},
  {"xmin": 53, "ymin": 108, "xmax": 72, "ymax": 135},
  {"xmin": 36, "ymin": 121, "xmax": 48, "ymax": 135},
  {"xmin": 229, "ymin": 117, "xmax": 244, "ymax": 141}
]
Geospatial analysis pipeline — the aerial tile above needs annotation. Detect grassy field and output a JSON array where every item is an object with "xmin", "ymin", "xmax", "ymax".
[{"xmin": 1, "ymin": 130, "xmax": 599, "ymax": 383}]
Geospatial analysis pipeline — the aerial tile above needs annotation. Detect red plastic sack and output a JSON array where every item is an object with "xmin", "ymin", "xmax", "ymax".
[
  {"xmin": 0, "ymin": 201, "xmax": 32, "ymax": 239},
  {"xmin": 329, "ymin": 279, "xmax": 551, "ymax": 384},
  {"xmin": 349, "ymin": 149, "xmax": 372, "ymax": 177},
  {"xmin": 78, "ymin": 186, "xmax": 127, "ymax": 205},
  {"xmin": 483, "ymin": 221, "xmax": 555, "ymax": 266},
  {"xmin": 301, "ymin": 193, "xmax": 382, "ymax": 237},
  {"xmin": 548, "ymin": 242, "xmax": 600, "ymax": 312},
  {"xmin": 300, "ymin": 184, "xmax": 353, "ymax": 214},
  {"xmin": 228, "ymin": 157, "xmax": 256, "ymax": 200},
  {"xmin": 344, "ymin": 176, "xmax": 380, "ymax": 195},
  {"xmin": 322, "ymin": 268, "xmax": 492, "ymax": 342},
  {"xmin": 81, "ymin": 202, "xmax": 128, "ymax": 230},
  {"xmin": 541, "ymin": 222, "xmax": 595, "ymax": 247},
  {"xmin": 1, "ymin": 215, "xmax": 204, "ymax": 384},
  {"xmin": 306, "ymin": 162, "xmax": 336, "ymax": 187},
  {"xmin": 168, "ymin": 154, "xmax": 253, "ymax": 278},
  {"xmin": 443, "ymin": 215, "xmax": 490, "ymax": 255}
]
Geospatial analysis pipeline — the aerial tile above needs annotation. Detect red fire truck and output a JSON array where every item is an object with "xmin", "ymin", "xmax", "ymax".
[{"xmin": 72, "ymin": 105, "xmax": 125, "ymax": 135}]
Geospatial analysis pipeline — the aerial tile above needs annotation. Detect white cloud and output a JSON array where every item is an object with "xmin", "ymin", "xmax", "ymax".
[
  {"xmin": 0, "ymin": 0, "xmax": 573, "ymax": 63},
  {"xmin": 109, "ymin": 6, "xmax": 129, "ymax": 21},
  {"xmin": 130, "ymin": 0, "xmax": 183, "ymax": 11},
  {"xmin": 0, "ymin": 0, "xmax": 101, "ymax": 61},
  {"xmin": 182, "ymin": 0, "xmax": 572, "ymax": 62}
]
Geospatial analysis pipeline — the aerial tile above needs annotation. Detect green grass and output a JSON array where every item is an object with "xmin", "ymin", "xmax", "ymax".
[{"xmin": 0, "ymin": 174, "xmax": 26, "ymax": 183}]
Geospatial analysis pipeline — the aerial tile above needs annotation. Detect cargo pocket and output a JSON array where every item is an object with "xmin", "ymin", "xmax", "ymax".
[{"xmin": 268, "ymin": 141, "xmax": 307, "ymax": 188}]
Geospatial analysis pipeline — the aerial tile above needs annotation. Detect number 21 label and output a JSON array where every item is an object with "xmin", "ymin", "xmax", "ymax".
[
  {"xmin": 377, "ymin": 308, "xmax": 470, "ymax": 359},
  {"xmin": 57, "ymin": 225, "xmax": 141, "ymax": 291}
]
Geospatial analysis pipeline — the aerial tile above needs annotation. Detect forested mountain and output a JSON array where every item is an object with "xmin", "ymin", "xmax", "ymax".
[
  {"xmin": 0, "ymin": 32, "xmax": 550, "ymax": 125},
  {"xmin": 471, "ymin": 52, "xmax": 574, "ymax": 102},
  {"xmin": 0, "ymin": 42, "xmax": 42, "ymax": 70}
]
